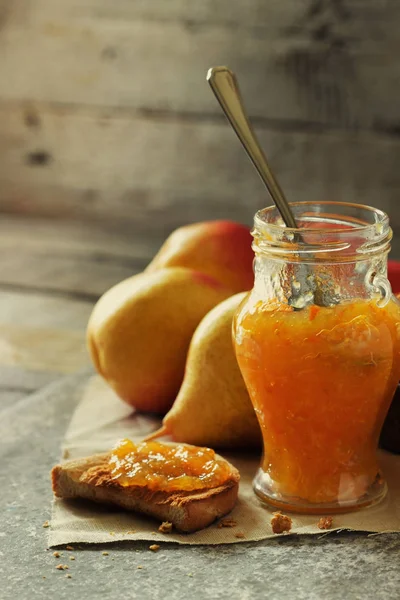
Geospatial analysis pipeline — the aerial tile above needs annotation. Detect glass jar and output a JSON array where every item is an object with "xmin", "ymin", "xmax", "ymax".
[{"xmin": 233, "ymin": 202, "xmax": 400, "ymax": 513}]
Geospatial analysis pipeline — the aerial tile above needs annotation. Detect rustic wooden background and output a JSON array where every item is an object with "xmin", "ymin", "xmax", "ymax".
[{"xmin": 0, "ymin": 0, "xmax": 399, "ymax": 239}]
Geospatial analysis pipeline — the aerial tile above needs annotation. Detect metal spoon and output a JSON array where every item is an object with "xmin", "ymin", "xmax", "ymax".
[
  {"xmin": 206, "ymin": 66, "xmax": 299, "ymax": 230},
  {"xmin": 206, "ymin": 66, "xmax": 329, "ymax": 308}
]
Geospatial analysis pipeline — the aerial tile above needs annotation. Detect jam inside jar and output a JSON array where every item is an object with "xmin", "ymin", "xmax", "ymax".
[{"xmin": 233, "ymin": 202, "xmax": 400, "ymax": 513}]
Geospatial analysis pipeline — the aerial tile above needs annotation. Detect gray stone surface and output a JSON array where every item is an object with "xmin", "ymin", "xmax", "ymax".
[{"xmin": 1, "ymin": 373, "xmax": 399, "ymax": 600}]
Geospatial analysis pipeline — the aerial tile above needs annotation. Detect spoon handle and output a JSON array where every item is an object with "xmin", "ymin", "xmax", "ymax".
[{"xmin": 207, "ymin": 66, "xmax": 298, "ymax": 230}]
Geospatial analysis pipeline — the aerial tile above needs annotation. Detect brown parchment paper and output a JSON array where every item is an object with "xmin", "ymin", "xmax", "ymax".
[{"xmin": 48, "ymin": 376, "xmax": 400, "ymax": 546}]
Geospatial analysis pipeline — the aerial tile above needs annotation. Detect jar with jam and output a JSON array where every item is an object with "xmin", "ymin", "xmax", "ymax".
[{"xmin": 233, "ymin": 202, "xmax": 400, "ymax": 513}]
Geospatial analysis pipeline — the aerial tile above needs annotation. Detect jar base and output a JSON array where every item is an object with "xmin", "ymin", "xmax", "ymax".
[{"xmin": 253, "ymin": 468, "xmax": 388, "ymax": 515}]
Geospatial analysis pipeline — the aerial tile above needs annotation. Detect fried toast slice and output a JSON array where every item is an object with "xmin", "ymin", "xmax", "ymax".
[{"xmin": 51, "ymin": 450, "xmax": 240, "ymax": 533}]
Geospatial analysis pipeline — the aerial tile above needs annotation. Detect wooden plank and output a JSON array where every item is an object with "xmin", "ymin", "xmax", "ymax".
[
  {"xmin": 0, "ymin": 219, "xmax": 152, "ymax": 376},
  {"xmin": 0, "ymin": 290, "xmax": 93, "ymax": 373},
  {"xmin": 0, "ymin": 215, "xmax": 157, "ymax": 261},
  {"xmin": 0, "ymin": 216, "xmax": 160, "ymax": 296},
  {"xmin": 1, "ymin": 103, "xmax": 400, "ymax": 232},
  {"xmin": 0, "ymin": 289, "xmax": 92, "ymax": 331},
  {"xmin": 22, "ymin": 0, "xmax": 305, "ymax": 29},
  {"xmin": 0, "ymin": 216, "xmax": 150, "ymax": 374},
  {"xmin": 16, "ymin": 0, "xmax": 400, "ymax": 32},
  {"xmin": 1, "ymin": 1, "xmax": 399, "ymax": 130},
  {"xmin": 0, "ymin": 323, "xmax": 90, "ymax": 373},
  {"xmin": 0, "ymin": 252, "xmax": 140, "ymax": 298}
]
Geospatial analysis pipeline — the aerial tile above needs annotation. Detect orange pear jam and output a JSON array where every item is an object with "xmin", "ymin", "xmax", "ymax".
[
  {"xmin": 109, "ymin": 439, "xmax": 231, "ymax": 492},
  {"xmin": 234, "ymin": 297, "xmax": 400, "ymax": 508}
]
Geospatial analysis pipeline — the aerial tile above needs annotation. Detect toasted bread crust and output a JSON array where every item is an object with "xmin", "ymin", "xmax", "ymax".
[{"xmin": 51, "ymin": 452, "xmax": 239, "ymax": 533}]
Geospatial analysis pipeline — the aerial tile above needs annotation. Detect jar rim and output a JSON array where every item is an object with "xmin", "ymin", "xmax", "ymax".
[
  {"xmin": 252, "ymin": 201, "xmax": 392, "ymax": 262},
  {"xmin": 254, "ymin": 201, "xmax": 389, "ymax": 235}
]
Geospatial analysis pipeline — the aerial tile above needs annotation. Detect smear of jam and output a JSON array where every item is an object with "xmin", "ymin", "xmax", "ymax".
[{"xmin": 109, "ymin": 439, "xmax": 231, "ymax": 492}]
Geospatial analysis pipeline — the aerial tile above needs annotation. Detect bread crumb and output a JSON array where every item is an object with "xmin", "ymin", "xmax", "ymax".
[
  {"xmin": 126, "ymin": 530, "xmax": 136, "ymax": 534},
  {"xmin": 66, "ymin": 545, "xmax": 74, "ymax": 551},
  {"xmin": 271, "ymin": 512, "xmax": 292, "ymax": 534},
  {"xmin": 70, "ymin": 557, "xmax": 75, "ymax": 561},
  {"xmin": 42, "ymin": 576, "xmax": 46, "ymax": 579},
  {"xmin": 235, "ymin": 532, "xmax": 246, "ymax": 539},
  {"xmin": 188, "ymin": 573, "xmax": 194, "ymax": 577},
  {"xmin": 62, "ymin": 449, "xmax": 70, "ymax": 459},
  {"xmin": 102, "ymin": 551, "xmax": 109, "ymax": 556},
  {"xmin": 137, "ymin": 565, "xmax": 143, "ymax": 569},
  {"xmin": 55, "ymin": 564, "xmax": 66, "ymax": 571},
  {"xmin": 65, "ymin": 574, "xmax": 72, "ymax": 579},
  {"xmin": 158, "ymin": 521, "xmax": 173, "ymax": 534},
  {"xmin": 53, "ymin": 551, "xmax": 61, "ymax": 558},
  {"xmin": 318, "ymin": 516, "xmax": 333, "ymax": 530},
  {"xmin": 42, "ymin": 521, "xmax": 50, "ymax": 528},
  {"xmin": 149, "ymin": 544, "xmax": 160, "ymax": 552},
  {"xmin": 218, "ymin": 518, "xmax": 237, "ymax": 528}
]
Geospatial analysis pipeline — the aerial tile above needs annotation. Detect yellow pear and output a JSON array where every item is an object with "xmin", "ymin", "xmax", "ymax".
[
  {"xmin": 146, "ymin": 221, "xmax": 254, "ymax": 293},
  {"xmin": 147, "ymin": 292, "xmax": 261, "ymax": 448},
  {"xmin": 87, "ymin": 267, "xmax": 232, "ymax": 414}
]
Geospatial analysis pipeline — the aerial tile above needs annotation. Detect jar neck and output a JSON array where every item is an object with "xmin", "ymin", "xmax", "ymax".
[
  {"xmin": 253, "ymin": 255, "xmax": 390, "ymax": 308},
  {"xmin": 252, "ymin": 203, "xmax": 392, "ymax": 308},
  {"xmin": 252, "ymin": 202, "xmax": 392, "ymax": 264}
]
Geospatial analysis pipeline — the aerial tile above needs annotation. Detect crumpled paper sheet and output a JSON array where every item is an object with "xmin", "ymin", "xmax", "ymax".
[{"xmin": 49, "ymin": 376, "xmax": 400, "ymax": 546}]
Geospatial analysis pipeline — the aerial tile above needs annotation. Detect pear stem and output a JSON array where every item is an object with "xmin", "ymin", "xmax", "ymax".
[{"xmin": 143, "ymin": 425, "xmax": 169, "ymax": 442}]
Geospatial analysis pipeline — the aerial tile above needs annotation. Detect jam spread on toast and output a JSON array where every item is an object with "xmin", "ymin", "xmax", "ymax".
[{"xmin": 109, "ymin": 439, "xmax": 231, "ymax": 492}]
